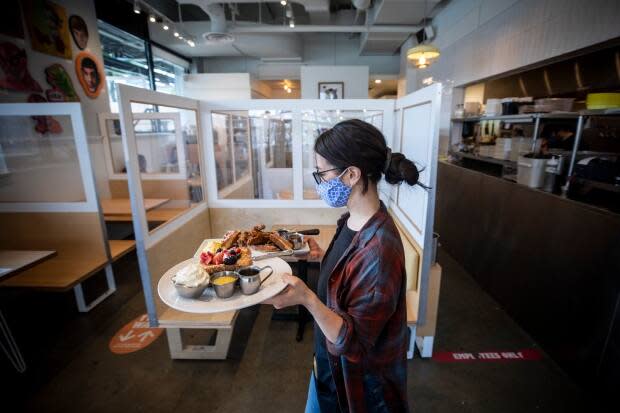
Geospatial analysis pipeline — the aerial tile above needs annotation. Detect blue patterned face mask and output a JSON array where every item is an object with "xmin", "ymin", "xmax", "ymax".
[{"xmin": 315, "ymin": 168, "xmax": 352, "ymax": 208}]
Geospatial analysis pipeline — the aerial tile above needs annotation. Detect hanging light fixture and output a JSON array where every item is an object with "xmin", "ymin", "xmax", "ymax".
[
  {"xmin": 406, "ymin": 0, "xmax": 440, "ymax": 69},
  {"xmin": 289, "ymin": 19, "xmax": 295, "ymax": 28},
  {"xmin": 133, "ymin": 1, "xmax": 141, "ymax": 14}
]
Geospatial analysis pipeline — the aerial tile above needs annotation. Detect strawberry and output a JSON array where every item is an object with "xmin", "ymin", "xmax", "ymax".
[
  {"xmin": 200, "ymin": 252, "xmax": 213, "ymax": 266},
  {"xmin": 213, "ymin": 251, "xmax": 225, "ymax": 265}
]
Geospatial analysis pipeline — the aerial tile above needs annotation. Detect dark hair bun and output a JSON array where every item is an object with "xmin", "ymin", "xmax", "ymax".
[{"xmin": 384, "ymin": 152, "xmax": 420, "ymax": 186}]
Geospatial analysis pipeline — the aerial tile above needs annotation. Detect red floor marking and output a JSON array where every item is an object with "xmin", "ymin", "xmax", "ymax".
[
  {"xmin": 109, "ymin": 314, "xmax": 163, "ymax": 355},
  {"xmin": 432, "ymin": 348, "xmax": 543, "ymax": 362}
]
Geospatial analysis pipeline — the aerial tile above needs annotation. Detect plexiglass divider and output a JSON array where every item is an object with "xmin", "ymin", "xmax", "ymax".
[
  {"xmin": 0, "ymin": 102, "xmax": 116, "ymax": 311},
  {"xmin": 200, "ymin": 99, "xmax": 396, "ymax": 208},
  {"xmin": 0, "ymin": 103, "xmax": 99, "ymax": 213},
  {"xmin": 389, "ymin": 83, "xmax": 443, "ymax": 325},
  {"xmin": 117, "ymin": 85, "xmax": 209, "ymax": 326},
  {"xmin": 99, "ymin": 112, "xmax": 187, "ymax": 181}
]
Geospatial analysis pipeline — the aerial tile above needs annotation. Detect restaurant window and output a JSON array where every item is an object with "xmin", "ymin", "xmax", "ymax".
[
  {"xmin": 211, "ymin": 110, "xmax": 293, "ymax": 200},
  {"xmin": 98, "ymin": 21, "xmax": 189, "ymax": 113},
  {"xmin": 152, "ymin": 47, "xmax": 187, "ymax": 96}
]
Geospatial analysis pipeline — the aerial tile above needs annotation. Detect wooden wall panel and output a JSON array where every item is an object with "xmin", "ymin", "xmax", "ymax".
[
  {"xmin": 109, "ymin": 179, "xmax": 190, "ymax": 200},
  {"xmin": 0, "ymin": 212, "xmax": 106, "ymax": 259}
]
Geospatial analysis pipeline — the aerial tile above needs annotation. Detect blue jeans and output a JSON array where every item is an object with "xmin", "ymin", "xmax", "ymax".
[{"xmin": 305, "ymin": 371, "xmax": 321, "ymax": 413}]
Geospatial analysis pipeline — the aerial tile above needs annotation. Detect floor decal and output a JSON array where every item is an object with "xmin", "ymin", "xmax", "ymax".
[
  {"xmin": 109, "ymin": 314, "xmax": 163, "ymax": 355},
  {"xmin": 432, "ymin": 349, "xmax": 543, "ymax": 362}
]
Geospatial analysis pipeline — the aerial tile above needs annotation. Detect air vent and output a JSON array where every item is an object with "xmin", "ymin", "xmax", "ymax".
[{"xmin": 202, "ymin": 32, "xmax": 235, "ymax": 44}]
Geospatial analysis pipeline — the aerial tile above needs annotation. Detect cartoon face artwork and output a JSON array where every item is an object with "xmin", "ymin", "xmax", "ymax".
[
  {"xmin": 44, "ymin": 63, "xmax": 79, "ymax": 102},
  {"xmin": 69, "ymin": 15, "xmax": 88, "ymax": 50},
  {"xmin": 0, "ymin": 42, "xmax": 42, "ymax": 92},
  {"xmin": 75, "ymin": 52, "xmax": 104, "ymax": 98}
]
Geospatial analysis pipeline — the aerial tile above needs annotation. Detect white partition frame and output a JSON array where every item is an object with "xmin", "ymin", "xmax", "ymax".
[
  {"xmin": 201, "ymin": 99, "xmax": 396, "ymax": 208},
  {"xmin": 0, "ymin": 103, "xmax": 99, "ymax": 213},
  {"xmin": 99, "ymin": 112, "xmax": 187, "ymax": 180},
  {"xmin": 389, "ymin": 83, "xmax": 442, "ymax": 325},
  {"xmin": 118, "ymin": 85, "xmax": 208, "ymax": 325}
]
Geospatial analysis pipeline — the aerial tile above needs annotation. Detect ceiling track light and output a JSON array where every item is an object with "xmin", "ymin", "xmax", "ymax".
[
  {"xmin": 133, "ymin": 1, "xmax": 141, "ymax": 14},
  {"xmin": 280, "ymin": 0, "xmax": 287, "ymax": 5},
  {"xmin": 149, "ymin": 14, "xmax": 157, "ymax": 23},
  {"xmin": 162, "ymin": 22, "xmax": 169, "ymax": 30},
  {"xmin": 289, "ymin": 19, "xmax": 295, "ymax": 28},
  {"xmin": 173, "ymin": 31, "xmax": 179, "ymax": 37}
]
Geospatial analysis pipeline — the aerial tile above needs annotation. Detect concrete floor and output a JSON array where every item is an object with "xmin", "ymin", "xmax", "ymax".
[{"xmin": 1, "ymin": 249, "xmax": 605, "ymax": 412}]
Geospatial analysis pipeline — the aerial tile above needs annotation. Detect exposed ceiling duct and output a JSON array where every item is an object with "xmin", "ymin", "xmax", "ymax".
[
  {"xmin": 179, "ymin": 0, "xmax": 234, "ymax": 44},
  {"xmin": 150, "ymin": 0, "xmax": 447, "ymax": 57},
  {"xmin": 351, "ymin": 0, "xmax": 371, "ymax": 10}
]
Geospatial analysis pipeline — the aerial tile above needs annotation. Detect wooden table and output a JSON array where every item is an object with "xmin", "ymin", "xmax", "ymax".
[
  {"xmin": 271, "ymin": 224, "xmax": 337, "ymax": 341},
  {"xmin": 0, "ymin": 249, "xmax": 57, "ymax": 373},
  {"xmin": 101, "ymin": 198, "xmax": 169, "ymax": 216},
  {"xmin": 0, "ymin": 250, "xmax": 57, "ymax": 279}
]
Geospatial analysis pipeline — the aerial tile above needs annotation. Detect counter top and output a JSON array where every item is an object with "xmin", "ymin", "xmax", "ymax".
[{"xmin": 440, "ymin": 159, "xmax": 619, "ymax": 217}]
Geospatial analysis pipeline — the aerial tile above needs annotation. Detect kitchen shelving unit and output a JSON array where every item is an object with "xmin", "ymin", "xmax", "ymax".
[{"xmin": 449, "ymin": 110, "xmax": 620, "ymax": 194}]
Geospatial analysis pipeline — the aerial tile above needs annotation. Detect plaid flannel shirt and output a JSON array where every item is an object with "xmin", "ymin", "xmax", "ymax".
[{"xmin": 322, "ymin": 201, "xmax": 409, "ymax": 413}]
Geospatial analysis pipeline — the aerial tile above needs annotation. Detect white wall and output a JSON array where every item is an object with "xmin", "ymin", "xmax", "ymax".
[
  {"xmin": 300, "ymin": 66, "xmax": 369, "ymax": 99},
  {"xmin": 183, "ymin": 73, "xmax": 252, "ymax": 100},
  {"xmin": 0, "ymin": 0, "xmax": 112, "ymax": 198},
  {"xmin": 399, "ymin": 0, "xmax": 620, "ymax": 154}
]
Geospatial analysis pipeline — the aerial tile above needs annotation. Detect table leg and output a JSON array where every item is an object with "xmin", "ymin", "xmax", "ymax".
[{"xmin": 0, "ymin": 309, "xmax": 26, "ymax": 373}]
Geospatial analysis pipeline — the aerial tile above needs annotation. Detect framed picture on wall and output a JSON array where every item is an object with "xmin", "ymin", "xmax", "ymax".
[{"xmin": 318, "ymin": 82, "xmax": 344, "ymax": 100}]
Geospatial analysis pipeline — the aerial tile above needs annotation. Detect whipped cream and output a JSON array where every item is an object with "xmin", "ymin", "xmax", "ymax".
[{"xmin": 173, "ymin": 263, "xmax": 208, "ymax": 287}]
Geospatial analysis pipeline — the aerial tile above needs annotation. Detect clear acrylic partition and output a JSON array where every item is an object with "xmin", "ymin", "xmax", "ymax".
[
  {"xmin": 211, "ymin": 110, "xmax": 293, "ymax": 200},
  {"xmin": 0, "ymin": 114, "xmax": 85, "ymax": 203},
  {"xmin": 127, "ymin": 103, "xmax": 202, "ymax": 232},
  {"xmin": 100, "ymin": 113, "xmax": 188, "ymax": 180},
  {"xmin": 201, "ymin": 100, "xmax": 395, "ymax": 207},
  {"xmin": 301, "ymin": 109, "xmax": 384, "ymax": 199},
  {"xmin": 117, "ymin": 85, "xmax": 206, "ymax": 252}
]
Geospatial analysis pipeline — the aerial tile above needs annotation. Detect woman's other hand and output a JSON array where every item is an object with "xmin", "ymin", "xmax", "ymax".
[
  {"xmin": 263, "ymin": 273, "xmax": 313, "ymax": 309},
  {"xmin": 306, "ymin": 237, "xmax": 324, "ymax": 260}
]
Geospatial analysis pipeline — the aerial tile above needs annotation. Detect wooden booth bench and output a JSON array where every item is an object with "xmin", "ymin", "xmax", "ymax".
[{"xmin": 0, "ymin": 212, "xmax": 134, "ymax": 312}]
